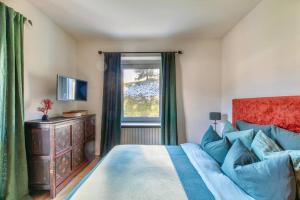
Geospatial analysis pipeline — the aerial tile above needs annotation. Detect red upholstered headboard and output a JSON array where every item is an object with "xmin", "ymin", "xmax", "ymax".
[{"xmin": 232, "ymin": 96, "xmax": 300, "ymax": 133}]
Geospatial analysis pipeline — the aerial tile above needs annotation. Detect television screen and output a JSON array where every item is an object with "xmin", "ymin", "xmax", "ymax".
[{"xmin": 57, "ymin": 75, "xmax": 87, "ymax": 101}]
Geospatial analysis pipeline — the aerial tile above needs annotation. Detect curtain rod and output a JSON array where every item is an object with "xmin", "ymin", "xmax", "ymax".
[
  {"xmin": 98, "ymin": 50, "xmax": 183, "ymax": 55},
  {"xmin": 27, "ymin": 20, "xmax": 33, "ymax": 26},
  {"xmin": 2, "ymin": 2, "xmax": 33, "ymax": 25}
]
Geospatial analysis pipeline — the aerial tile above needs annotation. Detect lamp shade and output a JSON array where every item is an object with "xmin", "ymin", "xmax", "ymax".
[{"xmin": 209, "ymin": 112, "xmax": 221, "ymax": 120}]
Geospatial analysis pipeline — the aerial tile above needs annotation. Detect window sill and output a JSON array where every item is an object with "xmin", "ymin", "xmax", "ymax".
[{"xmin": 121, "ymin": 122, "xmax": 161, "ymax": 128}]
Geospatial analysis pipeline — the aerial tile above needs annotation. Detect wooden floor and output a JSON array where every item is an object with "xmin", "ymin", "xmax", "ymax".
[{"xmin": 31, "ymin": 159, "xmax": 99, "ymax": 200}]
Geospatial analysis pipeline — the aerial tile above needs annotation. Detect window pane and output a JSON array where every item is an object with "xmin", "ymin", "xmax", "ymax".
[{"xmin": 123, "ymin": 68, "xmax": 160, "ymax": 118}]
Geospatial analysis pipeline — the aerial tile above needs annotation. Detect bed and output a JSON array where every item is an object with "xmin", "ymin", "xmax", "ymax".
[
  {"xmin": 66, "ymin": 96, "xmax": 300, "ymax": 200},
  {"xmin": 66, "ymin": 144, "xmax": 253, "ymax": 200}
]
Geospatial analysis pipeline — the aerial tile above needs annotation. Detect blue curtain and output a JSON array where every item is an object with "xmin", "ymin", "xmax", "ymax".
[
  {"xmin": 100, "ymin": 53, "xmax": 122, "ymax": 156},
  {"xmin": 161, "ymin": 52, "xmax": 178, "ymax": 145}
]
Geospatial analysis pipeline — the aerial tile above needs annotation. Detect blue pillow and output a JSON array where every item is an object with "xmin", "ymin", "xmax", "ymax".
[
  {"xmin": 224, "ymin": 129, "xmax": 254, "ymax": 149},
  {"xmin": 251, "ymin": 130, "xmax": 282, "ymax": 160},
  {"xmin": 236, "ymin": 120, "xmax": 273, "ymax": 137},
  {"xmin": 222, "ymin": 121, "xmax": 238, "ymax": 135},
  {"xmin": 263, "ymin": 150, "xmax": 300, "ymax": 198},
  {"xmin": 235, "ymin": 155, "xmax": 296, "ymax": 200},
  {"xmin": 271, "ymin": 126, "xmax": 300, "ymax": 150},
  {"xmin": 200, "ymin": 125, "xmax": 221, "ymax": 149},
  {"xmin": 222, "ymin": 140, "xmax": 296, "ymax": 200},
  {"xmin": 204, "ymin": 138, "xmax": 231, "ymax": 165},
  {"xmin": 221, "ymin": 139, "xmax": 258, "ymax": 181}
]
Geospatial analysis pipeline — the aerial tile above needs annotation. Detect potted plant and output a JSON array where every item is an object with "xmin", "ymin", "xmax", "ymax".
[{"xmin": 37, "ymin": 99, "xmax": 53, "ymax": 121}]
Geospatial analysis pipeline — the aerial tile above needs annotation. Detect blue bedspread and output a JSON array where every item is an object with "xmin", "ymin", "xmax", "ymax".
[{"xmin": 166, "ymin": 146, "xmax": 214, "ymax": 200}]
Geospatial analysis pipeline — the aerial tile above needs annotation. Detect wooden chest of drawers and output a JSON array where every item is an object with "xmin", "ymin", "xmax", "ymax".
[{"xmin": 25, "ymin": 114, "xmax": 96, "ymax": 198}]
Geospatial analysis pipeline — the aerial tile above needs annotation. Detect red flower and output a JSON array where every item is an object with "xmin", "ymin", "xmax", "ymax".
[{"xmin": 37, "ymin": 99, "xmax": 53, "ymax": 115}]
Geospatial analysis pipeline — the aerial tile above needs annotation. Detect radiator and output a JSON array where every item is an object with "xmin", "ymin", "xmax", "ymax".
[{"xmin": 121, "ymin": 127, "xmax": 161, "ymax": 145}]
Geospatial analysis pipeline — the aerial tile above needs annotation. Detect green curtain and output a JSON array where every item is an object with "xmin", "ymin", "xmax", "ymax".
[
  {"xmin": 161, "ymin": 52, "xmax": 178, "ymax": 145},
  {"xmin": 0, "ymin": 3, "xmax": 30, "ymax": 200},
  {"xmin": 100, "ymin": 53, "xmax": 122, "ymax": 157}
]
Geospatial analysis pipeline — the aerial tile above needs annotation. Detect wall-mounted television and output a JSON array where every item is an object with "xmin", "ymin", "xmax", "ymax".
[{"xmin": 57, "ymin": 75, "xmax": 87, "ymax": 101}]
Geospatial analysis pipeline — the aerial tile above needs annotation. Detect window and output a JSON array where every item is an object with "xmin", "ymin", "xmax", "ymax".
[{"xmin": 121, "ymin": 54, "xmax": 161, "ymax": 124}]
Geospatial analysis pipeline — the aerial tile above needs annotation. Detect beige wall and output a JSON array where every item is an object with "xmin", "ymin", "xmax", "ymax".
[
  {"xmin": 4, "ymin": 0, "xmax": 300, "ymax": 155},
  {"xmin": 1, "ymin": 0, "xmax": 78, "ymax": 120},
  {"xmin": 76, "ymin": 37, "xmax": 222, "ymax": 154},
  {"xmin": 221, "ymin": 0, "xmax": 300, "ymax": 121},
  {"xmin": 1, "ymin": 0, "xmax": 222, "ymax": 156}
]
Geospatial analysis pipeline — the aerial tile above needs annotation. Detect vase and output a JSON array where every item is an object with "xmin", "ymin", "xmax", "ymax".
[{"xmin": 42, "ymin": 114, "xmax": 48, "ymax": 121}]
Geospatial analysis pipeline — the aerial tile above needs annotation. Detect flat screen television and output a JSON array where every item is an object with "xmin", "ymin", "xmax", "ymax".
[{"xmin": 57, "ymin": 75, "xmax": 87, "ymax": 101}]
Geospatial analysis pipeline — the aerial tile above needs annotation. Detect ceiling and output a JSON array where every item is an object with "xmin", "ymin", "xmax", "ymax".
[{"xmin": 28, "ymin": 0, "xmax": 261, "ymax": 39}]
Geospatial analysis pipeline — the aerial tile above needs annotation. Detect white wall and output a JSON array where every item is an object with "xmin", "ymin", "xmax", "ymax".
[
  {"xmin": 76, "ymin": 37, "xmax": 222, "ymax": 154},
  {"xmin": 1, "ymin": 0, "xmax": 78, "ymax": 120},
  {"xmin": 221, "ymin": 0, "xmax": 300, "ymax": 121}
]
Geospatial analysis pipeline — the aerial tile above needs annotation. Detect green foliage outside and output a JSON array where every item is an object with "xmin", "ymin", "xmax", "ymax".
[{"xmin": 124, "ymin": 96, "xmax": 159, "ymax": 117}]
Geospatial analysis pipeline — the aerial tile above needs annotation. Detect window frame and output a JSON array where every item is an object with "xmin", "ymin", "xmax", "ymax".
[{"xmin": 121, "ymin": 56, "xmax": 162, "ymax": 124}]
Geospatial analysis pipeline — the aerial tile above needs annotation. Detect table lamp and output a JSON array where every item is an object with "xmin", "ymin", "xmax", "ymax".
[{"xmin": 209, "ymin": 112, "xmax": 221, "ymax": 131}]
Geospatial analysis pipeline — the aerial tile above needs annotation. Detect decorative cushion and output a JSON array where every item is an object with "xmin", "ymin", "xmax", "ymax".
[
  {"xmin": 222, "ymin": 140, "xmax": 296, "ymax": 200},
  {"xmin": 224, "ymin": 129, "xmax": 254, "ymax": 149},
  {"xmin": 235, "ymin": 155, "xmax": 296, "ymax": 200},
  {"xmin": 200, "ymin": 125, "xmax": 221, "ymax": 149},
  {"xmin": 221, "ymin": 139, "xmax": 258, "ymax": 181},
  {"xmin": 258, "ymin": 150, "xmax": 300, "ymax": 199},
  {"xmin": 236, "ymin": 120, "xmax": 273, "ymax": 137},
  {"xmin": 222, "ymin": 121, "xmax": 238, "ymax": 135},
  {"xmin": 204, "ymin": 138, "xmax": 231, "ymax": 165},
  {"xmin": 251, "ymin": 130, "xmax": 282, "ymax": 160},
  {"xmin": 271, "ymin": 126, "xmax": 300, "ymax": 150}
]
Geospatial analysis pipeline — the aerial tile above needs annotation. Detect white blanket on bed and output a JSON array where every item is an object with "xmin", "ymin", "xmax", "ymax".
[
  {"xmin": 68, "ymin": 145, "xmax": 188, "ymax": 200},
  {"xmin": 181, "ymin": 143, "xmax": 254, "ymax": 200}
]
